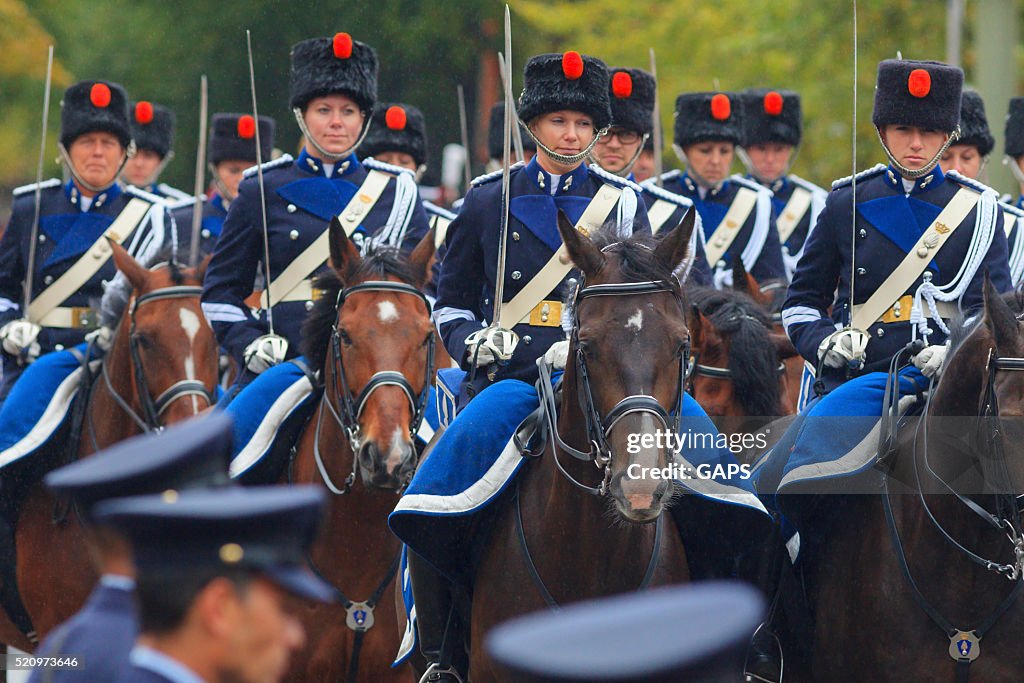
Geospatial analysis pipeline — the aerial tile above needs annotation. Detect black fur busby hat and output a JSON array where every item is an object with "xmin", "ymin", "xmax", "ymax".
[
  {"xmin": 209, "ymin": 113, "xmax": 275, "ymax": 164},
  {"xmin": 608, "ymin": 67, "xmax": 655, "ymax": 135},
  {"xmin": 956, "ymin": 90, "xmax": 994, "ymax": 156},
  {"xmin": 673, "ymin": 92, "xmax": 743, "ymax": 147},
  {"xmin": 358, "ymin": 102, "xmax": 428, "ymax": 166},
  {"xmin": 60, "ymin": 80, "xmax": 131, "ymax": 149},
  {"xmin": 130, "ymin": 102, "xmax": 175, "ymax": 158},
  {"xmin": 1004, "ymin": 97, "xmax": 1024, "ymax": 158},
  {"xmin": 517, "ymin": 52, "xmax": 612, "ymax": 131},
  {"xmin": 872, "ymin": 59, "xmax": 963, "ymax": 132},
  {"xmin": 740, "ymin": 88, "xmax": 802, "ymax": 147},
  {"xmin": 289, "ymin": 32, "xmax": 378, "ymax": 113},
  {"xmin": 487, "ymin": 101, "xmax": 536, "ymax": 160}
]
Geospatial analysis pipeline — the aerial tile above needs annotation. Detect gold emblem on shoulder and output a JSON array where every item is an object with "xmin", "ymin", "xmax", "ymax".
[
  {"xmin": 934, "ymin": 222, "xmax": 950, "ymax": 234},
  {"xmin": 726, "ymin": 220, "xmax": 738, "ymax": 229}
]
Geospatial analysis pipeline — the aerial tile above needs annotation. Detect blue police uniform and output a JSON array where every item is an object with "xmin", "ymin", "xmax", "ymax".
[
  {"xmin": 758, "ymin": 174, "xmax": 828, "ymax": 279},
  {"xmin": 421, "ymin": 198, "xmax": 456, "ymax": 298},
  {"xmin": 434, "ymin": 156, "xmax": 651, "ymax": 397},
  {"xmin": 169, "ymin": 194, "xmax": 228, "ymax": 260},
  {"xmin": 637, "ymin": 178, "xmax": 712, "ymax": 285},
  {"xmin": 656, "ymin": 170, "xmax": 785, "ymax": 287},
  {"xmin": 200, "ymin": 149, "xmax": 429, "ymax": 374},
  {"xmin": 0, "ymin": 180, "xmax": 167, "ymax": 399}
]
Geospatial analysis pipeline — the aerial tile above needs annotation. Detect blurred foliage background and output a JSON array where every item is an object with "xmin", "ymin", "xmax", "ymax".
[{"xmin": 0, "ymin": 0, "xmax": 1020, "ymax": 213}]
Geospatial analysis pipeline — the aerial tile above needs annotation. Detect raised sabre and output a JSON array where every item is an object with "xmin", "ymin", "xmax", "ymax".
[
  {"xmin": 246, "ymin": 29, "xmax": 278, "ymax": 338},
  {"xmin": 188, "ymin": 75, "xmax": 208, "ymax": 266},
  {"xmin": 23, "ymin": 45, "xmax": 55, "ymax": 320},
  {"xmin": 649, "ymin": 47, "xmax": 663, "ymax": 187},
  {"xmin": 493, "ymin": 5, "xmax": 514, "ymax": 328},
  {"xmin": 456, "ymin": 84, "xmax": 472, "ymax": 192},
  {"xmin": 497, "ymin": 51, "xmax": 524, "ymax": 163}
]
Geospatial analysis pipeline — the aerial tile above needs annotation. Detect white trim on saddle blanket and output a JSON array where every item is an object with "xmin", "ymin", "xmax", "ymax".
[
  {"xmin": 393, "ymin": 545, "xmax": 416, "ymax": 666},
  {"xmin": 0, "ymin": 360, "xmax": 101, "ymax": 469},
  {"xmin": 777, "ymin": 395, "xmax": 919, "ymax": 491}
]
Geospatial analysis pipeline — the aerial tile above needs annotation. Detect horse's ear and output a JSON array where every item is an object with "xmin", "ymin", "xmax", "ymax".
[
  {"xmin": 328, "ymin": 217, "xmax": 362, "ymax": 284},
  {"xmin": 688, "ymin": 302, "xmax": 705, "ymax": 349},
  {"xmin": 407, "ymin": 228, "xmax": 437, "ymax": 289},
  {"xmin": 557, "ymin": 209, "xmax": 604, "ymax": 277},
  {"xmin": 984, "ymin": 272, "xmax": 1021, "ymax": 354},
  {"xmin": 110, "ymin": 239, "xmax": 148, "ymax": 292},
  {"xmin": 654, "ymin": 208, "xmax": 695, "ymax": 275},
  {"xmin": 771, "ymin": 332, "xmax": 799, "ymax": 360},
  {"xmin": 732, "ymin": 259, "xmax": 751, "ymax": 294}
]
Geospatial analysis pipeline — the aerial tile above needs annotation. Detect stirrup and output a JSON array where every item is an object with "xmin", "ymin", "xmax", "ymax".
[{"xmin": 420, "ymin": 663, "xmax": 464, "ymax": 683}]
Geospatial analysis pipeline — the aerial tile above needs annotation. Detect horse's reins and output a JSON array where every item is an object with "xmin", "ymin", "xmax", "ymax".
[
  {"xmin": 313, "ymin": 280, "xmax": 434, "ymax": 496},
  {"xmin": 533, "ymin": 279, "xmax": 689, "ymax": 496},
  {"xmin": 879, "ymin": 345, "xmax": 1024, "ymax": 679},
  {"xmin": 101, "ymin": 284, "xmax": 215, "ymax": 433}
]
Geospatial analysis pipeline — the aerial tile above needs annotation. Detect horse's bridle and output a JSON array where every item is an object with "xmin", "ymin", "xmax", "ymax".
[
  {"xmin": 315, "ymin": 280, "xmax": 434, "ymax": 495},
  {"xmin": 533, "ymin": 279, "xmax": 690, "ymax": 496},
  {"xmin": 102, "ymin": 285, "xmax": 215, "ymax": 432}
]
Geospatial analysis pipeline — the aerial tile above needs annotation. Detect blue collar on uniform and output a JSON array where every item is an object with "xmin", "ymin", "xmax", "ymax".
[
  {"xmin": 64, "ymin": 179, "xmax": 122, "ymax": 211},
  {"xmin": 296, "ymin": 148, "xmax": 360, "ymax": 178},
  {"xmin": 524, "ymin": 156, "xmax": 590, "ymax": 196},
  {"xmin": 881, "ymin": 164, "xmax": 944, "ymax": 195},
  {"xmin": 750, "ymin": 174, "xmax": 789, "ymax": 194},
  {"xmin": 679, "ymin": 171, "xmax": 729, "ymax": 198}
]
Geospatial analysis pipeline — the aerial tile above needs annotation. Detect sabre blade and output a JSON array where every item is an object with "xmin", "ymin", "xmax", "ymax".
[
  {"xmin": 649, "ymin": 48, "xmax": 664, "ymax": 187},
  {"xmin": 497, "ymin": 52, "xmax": 524, "ymax": 162},
  {"xmin": 456, "ymin": 84, "xmax": 472, "ymax": 193},
  {"xmin": 23, "ymin": 45, "xmax": 54, "ymax": 319},
  {"xmin": 188, "ymin": 75, "xmax": 208, "ymax": 267},
  {"xmin": 492, "ymin": 5, "xmax": 514, "ymax": 324},
  {"xmin": 246, "ymin": 29, "xmax": 276, "ymax": 336}
]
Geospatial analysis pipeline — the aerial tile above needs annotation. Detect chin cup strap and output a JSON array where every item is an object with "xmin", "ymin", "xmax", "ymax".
[
  {"xmin": 59, "ymin": 140, "xmax": 135, "ymax": 194},
  {"xmin": 292, "ymin": 107, "xmax": 374, "ymax": 163},
  {"xmin": 672, "ymin": 144, "xmax": 726, "ymax": 192},
  {"xmin": 877, "ymin": 126, "xmax": 959, "ymax": 180},
  {"xmin": 521, "ymin": 117, "xmax": 608, "ymax": 166}
]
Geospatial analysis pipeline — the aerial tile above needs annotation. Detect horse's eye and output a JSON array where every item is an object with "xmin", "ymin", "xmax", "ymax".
[
  {"xmin": 134, "ymin": 334, "xmax": 152, "ymax": 350},
  {"xmin": 422, "ymin": 332, "xmax": 434, "ymax": 348},
  {"xmin": 338, "ymin": 329, "xmax": 353, "ymax": 346}
]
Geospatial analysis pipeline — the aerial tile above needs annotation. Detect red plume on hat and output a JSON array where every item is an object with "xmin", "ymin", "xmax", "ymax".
[
  {"xmin": 562, "ymin": 51, "xmax": 584, "ymax": 80},
  {"xmin": 134, "ymin": 101, "xmax": 154, "ymax": 124},
  {"xmin": 907, "ymin": 69, "xmax": 931, "ymax": 98},
  {"xmin": 763, "ymin": 91, "xmax": 783, "ymax": 116},
  {"xmin": 710, "ymin": 93, "xmax": 731, "ymax": 121},
  {"xmin": 90, "ymin": 83, "xmax": 112, "ymax": 108},
  {"xmin": 385, "ymin": 106, "xmax": 407, "ymax": 130},
  {"xmin": 237, "ymin": 115, "xmax": 256, "ymax": 139},
  {"xmin": 612, "ymin": 71, "xmax": 633, "ymax": 99},
  {"xmin": 333, "ymin": 32, "xmax": 353, "ymax": 59}
]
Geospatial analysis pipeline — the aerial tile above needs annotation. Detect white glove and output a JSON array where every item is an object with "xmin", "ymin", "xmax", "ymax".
[
  {"xmin": 817, "ymin": 328, "xmax": 870, "ymax": 370},
  {"xmin": 464, "ymin": 327, "xmax": 518, "ymax": 367},
  {"xmin": 913, "ymin": 343, "xmax": 948, "ymax": 378},
  {"xmin": 0, "ymin": 320, "xmax": 41, "ymax": 362},
  {"xmin": 243, "ymin": 334, "xmax": 289, "ymax": 374},
  {"xmin": 85, "ymin": 326, "xmax": 114, "ymax": 352},
  {"xmin": 542, "ymin": 340, "xmax": 570, "ymax": 371}
]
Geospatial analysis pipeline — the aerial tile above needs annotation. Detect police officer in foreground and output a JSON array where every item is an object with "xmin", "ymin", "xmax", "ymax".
[
  {"xmin": 655, "ymin": 91, "xmax": 785, "ymax": 289},
  {"xmin": 28, "ymin": 414, "xmax": 234, "ymax": 683},
  {"xmin": 201, "ymin": 31, "xmax": 429, "ymax": 398},
  {"xmin": 486, "ymin": 582, "xmax": 764, "ymax": 683},
  {"xmin": 589, "ymin": 66, "xmax": 711, "ymax": 285},
  {"xmin": 0, "ymin": 80, "xmax": 169, "ymax": 402},
  {"xmin": 738, "ymin": 88, "xmax": 828, "ymax": 281},
  {"xmin": 171, "ymin": 113, "xmax": 276, "ymax": 259},
  {"xmin": 122, "ymin": 101, "xmax": 189, "ymax": 202},
  {"xmin": 941, "ymin": 90, "xmax": 1024, "ymax": 287},
  {"xmin": 95, "ymin": 485, "xmax": 335, "ymax": 683},
  {"xmin": 357, "ymin": 101, "xmax": 457, "ymax": 264},
  {"xmin": 394, "ymin": 49, "xmax": 651, "ymax": 682}
]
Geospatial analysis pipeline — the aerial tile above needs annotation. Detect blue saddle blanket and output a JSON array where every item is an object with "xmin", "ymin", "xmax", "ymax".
[
  {"xmin": 389, "ymin": 378, "xmax": 769, "ymax": 584},
  {"xmin": 0, "ymin": 343, "xmax": 102, "ymax": 469},
  {"xmin": 227, "ymin": 358, "xmax": 440, "ymax": 479}
]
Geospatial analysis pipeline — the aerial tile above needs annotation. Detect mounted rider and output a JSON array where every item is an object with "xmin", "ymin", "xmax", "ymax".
[
  {"xmin": 200, "ymin": 32, "xmax": 429, "ymax": 398},
  {"xmin": 589, "ymin": 66, "xmax": 712, "ymax": 285},
  {"xmin": 654, "ymin": 91, "xmax": 786, "ymax": 289},
  {"xmin": 0, "ymin": 80, "xmax": 170, "ymax": 403},
  {"xmin": 738, "ymin": 88, "xmax": 828, "ymax": 282},
  {"xmin": 122, "ymin": 101, "xmax": 189, "ymax": 202},
  {"xmin": 391, "ymin": 49, "xmax": 654, "ymax": 681},
  {"xmin": 171, "ymin": 113, "xmax": 276, "ymax": 260}
]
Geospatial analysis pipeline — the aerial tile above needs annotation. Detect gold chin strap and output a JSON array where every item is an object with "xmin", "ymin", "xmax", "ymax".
[
  {"xmin": 58, "ymin": 140, "xmax": 135, "ymax": 194},
  {"xmin": 292, "ymin": 106, "xmax": 374, "ymax": 163},
  {"xmin": 877, "ymin": 126, "xmax": 960, "ymax": 180}
]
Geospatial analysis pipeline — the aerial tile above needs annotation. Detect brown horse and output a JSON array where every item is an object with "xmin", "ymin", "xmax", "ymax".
[
  {"xmin": 468, "ymin": 214, "xmax": 697, "ymax": 680},
  {"xmin": 282, "ymin": 218, "xmax": 435, "ymax": 682},
  {"xmin": 6, "ymin": 243, "xmax": 217, "ymax": 644},
  {"xmin": 789, "ymin": 278, "xmax": 1024, "ymax": 681}
]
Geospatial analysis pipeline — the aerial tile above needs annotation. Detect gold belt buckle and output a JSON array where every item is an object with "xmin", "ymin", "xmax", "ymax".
[
  {"xmin": 880, "ymin": 295, "xmax": 913, "ymax": 325},
  {"xmin": 71, "ymin": 307, "xmax": 98, "ymax": 330},
  {"xmin": 528, "ymin": 300, "xmax": 562, "ymax": 327}
]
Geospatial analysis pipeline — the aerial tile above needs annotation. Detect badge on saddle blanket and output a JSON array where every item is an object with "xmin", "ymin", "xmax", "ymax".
[{"xmin": 949, "ymin": 631, "xmax": 980, "ymax": 662}]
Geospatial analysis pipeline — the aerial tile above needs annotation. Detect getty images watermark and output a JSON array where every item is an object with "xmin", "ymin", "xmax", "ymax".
[{"xmin": 624, "ymin": 429, "xmax": 766, "ymax": 481}]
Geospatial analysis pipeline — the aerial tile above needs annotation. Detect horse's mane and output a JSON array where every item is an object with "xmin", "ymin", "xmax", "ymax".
[
  {"xmin": 588, "ymin": 228, "xmax": 680, "ymax": 283},
  {"xmin": 689, "ymin": 286, "xmax": 783, "ymax": 416},
  {"xmin": 301, "ymin": 247, "xmax": 419, "ymax": 375},
  {"xmin": 149, "ymin": 249, "xmax": 187, "ymax": 285}
]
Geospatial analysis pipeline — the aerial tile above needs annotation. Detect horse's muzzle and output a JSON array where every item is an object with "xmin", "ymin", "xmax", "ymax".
[{"xmin": 357, "ymin": 436, "xmax": 416, "ymax": 490}]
